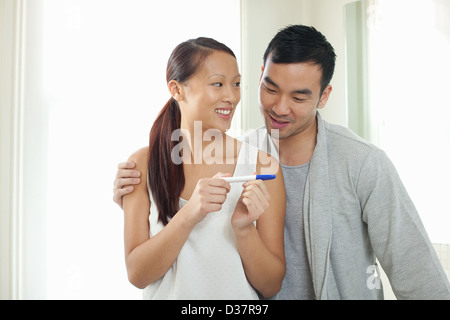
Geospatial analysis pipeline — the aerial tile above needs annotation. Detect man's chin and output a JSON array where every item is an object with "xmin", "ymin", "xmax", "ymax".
[{"xmin": 265, "ymin": 125, "xmax": 289, "ymax": 140}]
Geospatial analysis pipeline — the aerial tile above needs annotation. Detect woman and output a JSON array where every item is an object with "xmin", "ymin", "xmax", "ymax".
[{"xmin": 123, "ymin": 37, "xmax": 286, "ymax": 299}]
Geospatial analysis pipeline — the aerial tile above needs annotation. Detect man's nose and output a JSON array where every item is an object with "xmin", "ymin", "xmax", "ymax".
[{"xmin": 272, "ymin": 95, "xmax": 290, "ymax": 116}]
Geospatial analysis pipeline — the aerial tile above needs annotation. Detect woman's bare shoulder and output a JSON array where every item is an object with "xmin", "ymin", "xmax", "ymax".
[
  {"xmin": 128, "ymin": 147, "xmax": 148, "ymax": 166},
  {"xmin": 127, "ymin": 147, "xmax": 149, "ymax": 180}
]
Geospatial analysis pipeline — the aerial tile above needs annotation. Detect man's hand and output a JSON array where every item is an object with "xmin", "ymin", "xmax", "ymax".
[{"xmin": 113, "ymin": 161, "xmax": 141, "ymax": 209}]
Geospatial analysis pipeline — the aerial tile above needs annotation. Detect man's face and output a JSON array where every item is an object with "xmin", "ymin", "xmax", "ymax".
[{"xmin": 258, "ymin": 57, "xmax": 331, "ymax": 140}]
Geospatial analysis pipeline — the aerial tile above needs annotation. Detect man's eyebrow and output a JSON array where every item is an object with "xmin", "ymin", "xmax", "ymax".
[
  {"xmin": 293, "ymin": 88, "xmax": 312, "ymax": 96},
  {"xmin": 263, "ymin": 76, "xmax": 279, "ymax": 88},
  {"xmin": 264, "ymin": 76, "xmax": 312, "ymax": 96}
]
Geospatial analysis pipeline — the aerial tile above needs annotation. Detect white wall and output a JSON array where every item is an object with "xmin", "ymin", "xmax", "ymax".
[
  {"xmin": 240, "ymin": 0, "xmax": 306, "ymax": 131},
  {"xmin": 240, "ymin": 0, "xmax": 354, "ymax": 130},
  {"xmin": 301, "ymin": 0, "xmax": 356, "ymax": 126}
]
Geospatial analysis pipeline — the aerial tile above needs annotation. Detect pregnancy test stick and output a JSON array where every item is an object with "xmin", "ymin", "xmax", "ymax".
[{"xmin": 222, "ymin": 174, "xmax": 276, "ymax": 183}]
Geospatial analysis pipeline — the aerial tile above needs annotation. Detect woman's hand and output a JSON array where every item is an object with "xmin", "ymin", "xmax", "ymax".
[
  {"xmin": 183, "ymin": 172, "xmax": 232, "ymax": 226},
  {"xmin": 231, "ymin": 176, "xmax": 270, "ymax": 232}
]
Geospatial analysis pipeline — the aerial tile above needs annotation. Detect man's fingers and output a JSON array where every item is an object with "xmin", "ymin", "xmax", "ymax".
[
  {"xmin": 114, "ymin": 177, "xmax": 141, "ymax": 190},
  {"xmin": 116, "ymin": 168, "xmax": 141, "ymax": 181},
  {"xmin": 113, "ymin": 186, "xmax": 134, "ymax": 207},
  {"xmin": 117, "ymin": 161, "xmax": 136, "ymax": 169}
]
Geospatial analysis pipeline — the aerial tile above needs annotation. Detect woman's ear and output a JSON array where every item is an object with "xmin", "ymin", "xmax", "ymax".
[{"xmin": 168, "ymin": 80, "xmax": 183, "ymax": 102}]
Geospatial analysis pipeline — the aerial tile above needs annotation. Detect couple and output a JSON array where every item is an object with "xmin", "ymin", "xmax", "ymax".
[{"xmin": 114, "ymin": 25, "xmax": 450, "ymax": 300}]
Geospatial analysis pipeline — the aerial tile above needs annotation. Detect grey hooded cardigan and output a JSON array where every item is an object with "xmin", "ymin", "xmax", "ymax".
[{"xmin": 240, "ymin": 112, "xmax": 450, "ymax": 299}]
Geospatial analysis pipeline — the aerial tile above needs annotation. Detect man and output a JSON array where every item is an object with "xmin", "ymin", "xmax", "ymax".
[{"xmin": 113, "ymin": 25, "xmax": 450, "ymax": 299}]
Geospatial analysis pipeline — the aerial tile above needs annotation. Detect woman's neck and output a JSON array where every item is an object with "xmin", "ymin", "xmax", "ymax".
[{"xmin": 179, "ymin": 125, "xmax": 239, "ymax": 165}]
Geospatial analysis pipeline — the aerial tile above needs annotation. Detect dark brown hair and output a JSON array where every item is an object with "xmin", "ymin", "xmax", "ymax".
[
  {"xmin": 148, "ymin": 37, "xmax": 236, "ymax": 226},
  {"xmin": 263, "ymin": 25, "xmax": 336, "ymax": 94}
]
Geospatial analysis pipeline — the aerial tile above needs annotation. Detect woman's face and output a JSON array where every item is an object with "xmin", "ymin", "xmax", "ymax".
[{"xmin": 177, "ymin": 51, "xmax": 241, "ymax": 133}]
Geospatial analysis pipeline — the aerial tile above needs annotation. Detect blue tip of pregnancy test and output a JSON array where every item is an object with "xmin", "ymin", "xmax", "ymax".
[{"xmin": 255, "ymin": 174, "xmax": 276, "ymax": 181}]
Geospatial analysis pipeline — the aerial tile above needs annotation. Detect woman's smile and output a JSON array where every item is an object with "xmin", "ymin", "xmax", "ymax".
[{"xmin": 215, "ymin": 107, "xmax": 232, "ymax": 119}]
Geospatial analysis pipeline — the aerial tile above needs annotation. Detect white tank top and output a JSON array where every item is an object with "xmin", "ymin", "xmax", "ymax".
[{"xmin": 143, "ymin": 142, "xmax": 260, "ymax": 299}]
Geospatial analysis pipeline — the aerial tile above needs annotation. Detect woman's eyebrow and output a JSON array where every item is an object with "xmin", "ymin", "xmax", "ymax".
[{"xmin": 208, "ymin": 74, "xmax": 241, "ymax": 79}]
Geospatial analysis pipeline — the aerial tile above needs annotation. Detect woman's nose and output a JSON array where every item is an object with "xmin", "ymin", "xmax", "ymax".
[{"xmin": 224, "ymin": 84, "xmax": 240, "ymax": 105}]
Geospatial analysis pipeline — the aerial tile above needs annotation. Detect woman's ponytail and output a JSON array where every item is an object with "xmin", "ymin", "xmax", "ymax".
[{"xmin": 148, "ymin": 97, "xmax": 183, "ymax": 225}]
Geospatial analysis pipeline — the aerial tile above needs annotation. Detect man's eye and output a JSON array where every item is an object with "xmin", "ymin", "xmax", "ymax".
[
  {"xmin": 265, "ymin": 85, "xmax": 276, "ymax": 93},
  {"xmin": 234, "ymin": 82, "xmax": 241, "ymax": 87},
  {"xmin": 213, "ymin": 83, "xmax": 223, "ymax": 87}
]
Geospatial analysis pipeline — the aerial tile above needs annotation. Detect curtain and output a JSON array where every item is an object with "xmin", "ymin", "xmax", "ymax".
[{"xmin": 347, "ymin": 0, "xmax": 450, "ymax": 243}]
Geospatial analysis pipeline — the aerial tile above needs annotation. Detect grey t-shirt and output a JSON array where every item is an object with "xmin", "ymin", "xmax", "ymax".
[{"xmin": 272, "ymin": 162, "xmax": 315, "ymax": 300}]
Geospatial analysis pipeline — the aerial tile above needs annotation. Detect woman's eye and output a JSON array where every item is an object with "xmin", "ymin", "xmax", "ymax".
[
  {"xmin": 234, "ymin": 82, "xmax": 241, "ymax": 87},
  {"xmin": 213, "ymin": 83, "xmax": 223, "ymax": 87}
]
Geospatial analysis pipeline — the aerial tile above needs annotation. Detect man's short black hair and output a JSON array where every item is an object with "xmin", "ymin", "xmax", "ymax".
[{"xmin": 263, "ymin": 25, "xmax": 336, "ymax": 93}]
